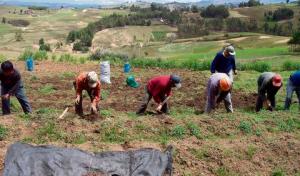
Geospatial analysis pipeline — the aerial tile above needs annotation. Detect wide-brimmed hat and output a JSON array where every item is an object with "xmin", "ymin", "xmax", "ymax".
[{"xmin": 224, "ymin": 45, "xmax": 236, "ymax": 56}]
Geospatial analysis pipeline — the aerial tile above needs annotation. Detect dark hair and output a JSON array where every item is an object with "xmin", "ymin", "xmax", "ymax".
[{"xmin": 1, "ymin": 60, "xmax": 14, "ymax": 71}]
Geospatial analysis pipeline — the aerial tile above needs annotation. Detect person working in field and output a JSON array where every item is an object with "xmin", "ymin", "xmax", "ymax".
[
  {"xmin": 74, "ymin": 71, "xmax": 101, "ymax": 116},
  {"xmin": 211, "ymin": 45, "xmax": 237, "ymax": 82},
  {"xmin": 284, "ymin": 71, "xmax": 300, "ymax": 110},
  {"xmin": 0, "ymin": 60, "xmax": 32, "ymax": 115},
  {"xmin": 256, "ymin": 72, "xmax": 282, "ymax": 112},
  {"xmin": 136, "ymin": 74, "xmax": 181, "ymax": 115},
  {"xmin": 205, "ymin": 73, "xmax": 233, "ymax": 113}
]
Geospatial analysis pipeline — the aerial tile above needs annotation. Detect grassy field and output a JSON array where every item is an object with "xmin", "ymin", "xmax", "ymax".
[
  {"xmin": 0, "ymin": 4, "xmax": 299, "ymax": 176},
  {"xmin": 0, "ymin": 6, "xmax": 130, "ymax": 58}
]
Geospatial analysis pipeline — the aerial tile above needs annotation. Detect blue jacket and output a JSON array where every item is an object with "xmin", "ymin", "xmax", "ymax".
[
  {"xmin": 290, "ymin": 71, "xmax": 300, "ymax": 87},
  {"xmin": 210, "ymin": 51, "xmax": 236, "ymax": 74}
]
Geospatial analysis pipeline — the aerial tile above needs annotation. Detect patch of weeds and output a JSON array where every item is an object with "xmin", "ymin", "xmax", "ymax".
[
  {"xmin": 171, "ymin": 125, "xmax": 186, "ymax": 139},
  {"xmin": 19, "ymin": 113, "xmax": 32, "ymax": 120},
  {"xmin": 187, "ymin": 122, "xmax": 201, "ymax": 139},
  {"xmin": 101, "ymin": 123, "xmax": 127, "ymax": 143},
  {"xmin": 127, "ymin": 112, "xmax": 138, "ymax": 119},
  {"xmin": 255, "ymin": 128, "xmax": 262, "ymax": 136},
  {"xmin": 35, "ymin": 122, "xmax": 64, "ymax": 144},
  {"xmin": 189, "ymin": 148, "xmax": 210, "ymax": 160},
  {"xmin": 101, "ymin": 90, "xmax": 110, "ymax": 100},
  {"xmin": 60, "ymin": 71, "xmax": 76, "ymax": 79},
  {"xmin": 170, "ymin": 107, "xmax": 194, "ymax": 119},
  {"xmin": 239, "ymin": 120, "xmax": 252, "ymax": 134},
  {"xmin": 30, "ymin": 75, "xmax": 39, "ymax": 81},
  {"xmin": 135, "ymin": 123, "xmax": 147, "ymax": 131},
  {"xmin": 21, "ymin": 137, "xmax": 33, "ymax": 143},
  {"xmin": 277, "ymin": 118, "xmax": 298, "ymax": 132},
  {"xmin": 246, "ymin": 145, "xmax": 257, "ymax": 160},
  {"xmin": 100, "ymin": 109, "xmax": 112, "ymax": 118},
  {"xmin": 10, "ymin": 98, "xmax": 22, "ymax": 112},
  {"xmin": 0, "ymin": 125, "xmax": 8, "ymax": 140},
  {"xmin": 215, "ymin": 166, "xmax": 237, "ymax": 176},
  {"xmin": 64, "ymin": 133, "xmax": 86, "ymax": 144},
  {"xmin": 36, "ymin": 108, "xmax": 56, "ymax": 115},
  {"xmin": 79, "ymin": 57, "xmax": 87, "ymax": 64},
  {"xmin": 157, "ymin": 128, "xmax": 170, "ymax": 146},
  {"xmin": 38, "ymin": 84, "xmax": 56, "ymax": 95},
  {"xmin": 272, "ymin": 169, "xmax": 286, "ymax": 176}
]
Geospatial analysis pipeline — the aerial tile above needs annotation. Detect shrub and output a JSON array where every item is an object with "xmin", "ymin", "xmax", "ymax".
[
  {"xmin": 39, "ymin": 44, "xmax": 51, "ymax": 52},
  {"xmin": 15, "ymin": 31, "xmax": 23, "ymax": 41},
  {"xmin": 272, "ymin": 8, "xmax": 294, "ymax": 21},
  {"xmin": 282, "ymin": 61, "xmax": 300, "ymax": 71},
  {"xmin": 89, "ymin": 49, "xmax": 128, "ymax": 63},
  {"xmin": 200, "ymin": 5, "xmax": 229, "ymax": 18}
]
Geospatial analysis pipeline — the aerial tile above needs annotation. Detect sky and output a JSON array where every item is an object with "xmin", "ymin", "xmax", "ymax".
[
  {"xmin": 0, "ymin": 0, "xmax": 287, "ymax": 5},
  {"xmin": 0, "ymin": 0, "xmax": 209, "ymax": 5}
]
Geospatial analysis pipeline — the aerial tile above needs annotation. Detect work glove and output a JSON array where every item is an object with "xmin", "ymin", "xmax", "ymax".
[{"xmin": 75, "ymin": 95, "xmax": 80, "ymax": 105}]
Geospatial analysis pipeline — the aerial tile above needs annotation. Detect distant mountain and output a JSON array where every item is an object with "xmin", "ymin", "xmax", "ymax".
[
  {"xmin": 0, "ymin": 0, "xmax": 296, "ymax": 8},
  {"xmin": 193, "ymin": 0, "xmax": 296, "ymax": 7},
  {"xmin": 0, "ymin": 0, "xmax": 101, "ymax": 8}
]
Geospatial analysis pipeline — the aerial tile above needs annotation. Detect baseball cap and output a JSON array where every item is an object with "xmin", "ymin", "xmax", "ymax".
[
  {"xmin": 224, "ymin": 45, "xmax": 236, "ymax": 56},
  {"xmin": 272, "ymin": 74, "xmax": 282, "ymax": 87},
  {"xmin": 126, "ymin": 75, "xmax": 140, "ymax": 88},
  {"xmin": 170, "ymin": 74, "xmax": 181, "ymax": 88},
  {"xmin": 87, "ymin": 71, "xmax": 99, "ymax": 88},
  {"xmin": 220, "ymin": 77, "xmax": 231, "ymax": 91}
]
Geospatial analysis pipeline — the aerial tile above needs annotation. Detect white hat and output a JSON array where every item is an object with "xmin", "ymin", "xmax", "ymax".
[
  {"xmin": 224, "ymin": 45, "xmax": 236, "ymax": 56},
  {"xmin": 87, "ymin": 71, "xmax": 98, "ymax": 88}
]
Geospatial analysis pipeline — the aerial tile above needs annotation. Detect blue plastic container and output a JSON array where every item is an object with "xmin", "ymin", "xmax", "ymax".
[
  {"xmin": 26, "ymin": 57, "xmax": 34, "ymax": 71},
  {"xmin": 124, "ymin": 62, "xmax": 131, "ymax": 73}
]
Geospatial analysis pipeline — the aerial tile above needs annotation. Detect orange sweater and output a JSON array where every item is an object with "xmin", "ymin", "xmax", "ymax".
[{"xmin": 75, "ymin": 72, "xmax": 101, "ymax": 105}]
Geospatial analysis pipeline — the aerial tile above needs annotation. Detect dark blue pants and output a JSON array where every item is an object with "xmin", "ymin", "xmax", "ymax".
[{"xmin": 1, "ymin": 86, "xmax": 32, "ymax": 115}]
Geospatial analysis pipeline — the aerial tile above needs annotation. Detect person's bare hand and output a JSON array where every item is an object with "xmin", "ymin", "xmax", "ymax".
[
  {"xmin": 2, "ymin": 94, "xmax": 9, "ymax": 100},
  {"xmin": 75, "ymin": 96, "xmax": 80, "ymax": 105},
  {"xmin": 156, "ymin": 104, "xmax": 163, "ymax": 112}
]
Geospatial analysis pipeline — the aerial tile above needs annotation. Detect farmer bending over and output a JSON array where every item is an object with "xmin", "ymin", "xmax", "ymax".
[
  {"xmin": 136, "ymin": 74, "xmax": 181, "ymax": 115},
  {"xmin": 256, "ymin": 72, "xmax": 282, "ymax": 112},
  {"xmin": 205, "ymin": 73, "xmax": 233, "ymax": 113},
  {"xmin": 211, "ymin": 45, "xmax": 237, "ymax": 82},
  {"xmin": 74, "ymin": 71, "xmax": 100, "ymax": 116},
  {"xmin": 0, "ymin": 60, "xmax": 31, "ymax": 115},
  {"xmin": 284, "ymin": 71, "xmax": 300, "ymax": 110}
]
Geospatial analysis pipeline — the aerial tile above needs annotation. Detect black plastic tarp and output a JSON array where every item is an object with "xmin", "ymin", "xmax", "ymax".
[{"xmin": 3, "ymin": 142, "xmax": 173, "ymax": 176}]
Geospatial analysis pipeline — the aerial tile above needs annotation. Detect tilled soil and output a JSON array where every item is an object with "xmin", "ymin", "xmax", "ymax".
[{"xmin": 0, "ymin": 61, "xmax": 298, "ymax": 176}]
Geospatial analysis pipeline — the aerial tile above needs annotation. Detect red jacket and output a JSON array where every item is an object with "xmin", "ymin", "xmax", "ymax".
[
  {"xmin": 75, "ymin": 72, "xmax": 101, "ymax": 105},
  {"xmin": 147, "ymin": 75, "xmax": 172, "ymax": 103}
]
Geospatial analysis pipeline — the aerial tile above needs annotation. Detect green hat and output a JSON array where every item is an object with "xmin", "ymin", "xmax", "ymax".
[{"xmin": 126, "ymin": 75, "xmax": 140, "ymax": 88}]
